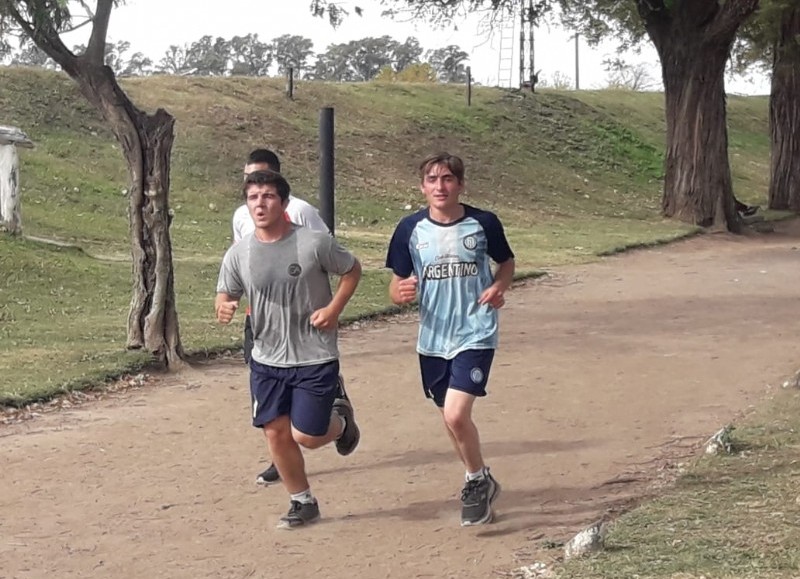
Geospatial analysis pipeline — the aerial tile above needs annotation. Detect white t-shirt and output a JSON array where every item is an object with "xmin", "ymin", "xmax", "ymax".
[{"xmin": 232, "ymin": 194, "xmax": 329, "ymax": 243}]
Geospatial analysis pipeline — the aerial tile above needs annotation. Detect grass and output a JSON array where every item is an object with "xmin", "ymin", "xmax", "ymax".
[
  {"xmin": 556, "ymin": 386, "xmax": 800, "ymax": 579},
  {"xmin": 0, "ymin": 67, "xmax": 770, "ymax": 404}
]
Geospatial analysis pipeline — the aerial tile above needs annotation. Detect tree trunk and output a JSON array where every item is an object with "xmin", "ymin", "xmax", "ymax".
[
  {"xmin": 639, "ymin": 0, "xmax": 758, "ymax": 232},
  {"xmin": 768, "ymin": 4, "xmax": 800, "ymax": 212},
  {"xmin": 5, "ymin": 0, "xmax": 183, "ymax": 367},
  {"xmin": 659, "ymin": 44, "xmax": 738, "ymax": 231},
  {"xmin": 68, "ymin": 63, "xmax": 184, "ymax": 368},
  {"xmin": 0, "ymin": 144, "xmax": 22, "ymax": 235}
]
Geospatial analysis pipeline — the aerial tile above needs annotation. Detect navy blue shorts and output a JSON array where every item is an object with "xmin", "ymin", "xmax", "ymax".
[
  {"xmin": 249, "ymin": 359, "xmax": 340, "ymax": 436},
  {"xmin": 418, "ymin": 349, "xmax": 495, "ymax": 408}
]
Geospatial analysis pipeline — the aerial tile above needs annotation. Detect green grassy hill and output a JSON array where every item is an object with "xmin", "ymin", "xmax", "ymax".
[{"xmin": 0, "ymin": 67, "xmax": 771, "ymax": 404}]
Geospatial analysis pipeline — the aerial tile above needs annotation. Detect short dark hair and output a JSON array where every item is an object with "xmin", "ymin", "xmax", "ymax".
[
  {"xmin": 246, "ymin": 149, "xmax": 281, "ymax": 172},
  {"xmin": 242, "ymin": 170, "xmax": 291, "ymax": 201},
  {"xmin": 418, "ymin": 152, "xmax": 465, "ymax": 183}
]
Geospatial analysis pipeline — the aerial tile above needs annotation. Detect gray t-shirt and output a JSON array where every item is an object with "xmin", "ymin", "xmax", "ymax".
[{"xmin": 217, "ymin": 225, "xmax": 356, "ymax": 368}]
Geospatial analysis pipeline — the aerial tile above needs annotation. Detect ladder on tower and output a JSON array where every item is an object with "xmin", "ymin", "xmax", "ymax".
[{"xmin": 497, "ymin": 9, "xmax": 516, "ymax": 88}]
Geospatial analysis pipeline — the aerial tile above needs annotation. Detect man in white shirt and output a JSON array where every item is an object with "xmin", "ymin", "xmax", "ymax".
[
  {"xmin": 233, "ymin": 148, "xmax": 332, "ymax": 487},
  {"xmin": 232, "ymin": 150, "xmax": 329, "ymax": 242}
]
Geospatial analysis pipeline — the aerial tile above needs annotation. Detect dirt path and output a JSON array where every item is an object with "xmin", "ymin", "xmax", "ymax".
[{"xmin": 3, "ymin": 221, "xmax": 800, "ymax": 579}]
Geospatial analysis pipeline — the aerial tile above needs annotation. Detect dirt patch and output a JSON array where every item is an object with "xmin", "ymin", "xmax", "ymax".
[{"xmin": 3, "ymin": 220, "xmax": 800, "ymax": 579}]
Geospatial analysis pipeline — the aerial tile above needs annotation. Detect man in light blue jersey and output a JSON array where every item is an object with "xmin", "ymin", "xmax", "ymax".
[{"xmin": 385, "ymin": 152, "xmax": 515, "ymax": 527}]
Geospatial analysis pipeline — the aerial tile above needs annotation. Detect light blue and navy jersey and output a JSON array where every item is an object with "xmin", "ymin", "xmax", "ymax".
[{"xmin": 386, "ymin": 204, "xmax": 514, "ymax": 358}]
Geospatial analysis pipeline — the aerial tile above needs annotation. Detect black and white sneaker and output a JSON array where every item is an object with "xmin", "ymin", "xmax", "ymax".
[
  {"xmin": 460, "ymin": 470, "xmax": 501, "ymax": 526},
  {"xmin": 333, "ymin": 375, "xmax": 360, "ymax": 456},
  {"xmin": 277, "ymin": 499, "xmax": 321, "ymax": 530},
  {"xmin": 255, "ymin": 463, "xmax": 280, "ymax": 486}
]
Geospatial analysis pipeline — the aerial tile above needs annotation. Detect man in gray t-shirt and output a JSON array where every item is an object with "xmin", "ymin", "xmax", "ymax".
[{"xmin": 215, "ymin": 170, "xmax": 362, "ymax": 530}]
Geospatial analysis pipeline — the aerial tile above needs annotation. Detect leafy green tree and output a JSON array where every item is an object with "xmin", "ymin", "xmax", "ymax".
[
  {"xmin": 0, "ymin": 0, "xmax": 184, "ymax": 366},
  {"xmin": 602, "ymin": 57, "xmax": 658, "ymax": 91},
  {"xmin": 312, "ymin": 37, "xmax": 399, "ymax": 81},
  {"xmin": 373, "ymin": 61, "xmax": 437, "ymax": 82},
  {"xmin": 72, "ymin": 39, "xmax": 150, "ymax": 77},
  {"xmin": 392, "ymin": 36, "xmax": 423, "ymax": 71},
  {"xmin": 272, "ymin": 34, "xmax": 314, "ymax": 77},
  {"xmin": 157, "ymin": 44, "xmax": 192, "ymax": 75},
  {"xmin": 351, "ymin": 36, "xmax": 401, "ymax": 80},
  {"xmin": 311, "ymin": 42, "xmax": 356, "ymax": 81},
  {"xmin": 120, "ymin": 50, "xmax": 153, "ymax": 77},
  {"xmin": 426, "ymin": 45, "xmax": 469, "ymax": 82},
  {"xmin": 9, "ymin": 35, "xmax": 56, "ymax": 68},
  {"xmin": 229, "ymin": 33, "xmax": 272, "ymax": 76},
  {"xmin": 397, "ymin": 61, "xmax": 437, "ymax": 82},
  {"xmin": 185, "ymin": 35, "xmax": 230, "ymax": 76}
]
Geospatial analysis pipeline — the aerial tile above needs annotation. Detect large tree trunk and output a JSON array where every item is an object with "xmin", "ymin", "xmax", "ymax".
[
  {"xmin": 68, "ymin": 63, "xmax": 184, "ymax": 368},
  {"xmin": 768, "ymin": 4, "xmax": 800, "ymax": 211},
  {"xmin": 638, "ymin": 0, "xmax": 758, "ymax": 232}
]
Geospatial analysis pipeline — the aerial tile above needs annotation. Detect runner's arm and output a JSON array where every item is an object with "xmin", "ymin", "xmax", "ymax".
[
  {"xmin": 389, "ymin": 273, "xmax": 418, "ymax": 305},
  {"xmin": 215, "ymin": 292, "xmax": 240, "ymax": 324},
  {"xmin": 478, "ymin": 258, "xmax": 515, "ymax": 309},
  {"xmin": 310, "ymin": 259, "xmax": 362, "ymax": 330}
]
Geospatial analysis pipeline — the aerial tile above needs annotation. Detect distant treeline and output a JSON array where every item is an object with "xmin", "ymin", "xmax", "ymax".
[{"xmin": 0, "ymin": 34, "xmax": 471, "ymax": 83}]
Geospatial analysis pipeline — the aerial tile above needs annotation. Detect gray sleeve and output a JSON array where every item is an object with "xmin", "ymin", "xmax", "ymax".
[
  {"xmin": 317, "ymin": 234, "xmax": 356, "ymax": 275},
  {"xmin": 216, "ymin": 247, "xmax": 245, "ymax": 298}
]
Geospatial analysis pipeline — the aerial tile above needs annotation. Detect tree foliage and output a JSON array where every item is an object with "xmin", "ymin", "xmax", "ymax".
[
  {"xmin": 8, "ymin": 35, "xmax": 56, "ymax": 67},
  {"xmin": 603, "ymin": 57, "xmax": 659, "ymax": 91},
  {"xmin": 426, "ymin": 44, "xmax": 469, "ymax": 82},
  {"xmin": 272, "ymin": 34, "xmax": 313, "ymax": 76},
  {"xmin": 374, "ymin": 61, "xmax": 437, "ymax": 82},
  {"xmin": 312, "ymin": 35, "xmax": 419, "ymax": 81}
]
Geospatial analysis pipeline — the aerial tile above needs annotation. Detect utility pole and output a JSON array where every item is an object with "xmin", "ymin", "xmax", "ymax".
[
  {"xmin": 574, "ymin": 33, "xmax": 580, "ymax": 90},
  {"xmin": 528, "ymin": 0, "xmax": 536, "ymax": 91},
  {"xmin": 518, "ymin": 0, "xmax": 525, "ymax": 88}
]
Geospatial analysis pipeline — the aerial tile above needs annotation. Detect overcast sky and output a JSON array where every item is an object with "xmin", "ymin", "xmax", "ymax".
[{"xmin": 62, "ymin": 0, "xmax": 768, "ymax": 94}]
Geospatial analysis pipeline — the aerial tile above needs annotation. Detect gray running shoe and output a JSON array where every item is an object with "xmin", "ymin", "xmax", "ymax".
[
  {"xmin": 255, "ymin": 463, "xmax": 280, "ymax": 486},
  {"xmin": 276, "ymin": 500, "xmax": 320, "ymax": 530},
  {"xmin": 460, "ymin": 471, "xmax": 501, "ymax": 527},
  {"xmin": 332, "ymin": 375, "xmax": 360, "ymax": 456}
]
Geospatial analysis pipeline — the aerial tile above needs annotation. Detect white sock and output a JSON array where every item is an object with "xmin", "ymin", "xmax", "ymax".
[
  {"xmin": 290, "ymin": 489, "xmax": 315, "ymax": 504},
  {"xmin": 466, "ymin": 467, "xmax": 487, "ymax": 482}
]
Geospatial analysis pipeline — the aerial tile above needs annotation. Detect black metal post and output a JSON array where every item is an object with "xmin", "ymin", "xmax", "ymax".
[
  {"xmin": 319, "ymin": 107, "xmax": 335, "ymax": 235},
  {"xmin": 286, "ymin": 67, "xmax": 294, "ymax": 100},
  {"xmin": 466, "ymin": 66, "xmax": 472, "ymax": 107}
]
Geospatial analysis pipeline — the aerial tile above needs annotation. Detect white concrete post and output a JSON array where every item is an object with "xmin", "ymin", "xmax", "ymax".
[{"xmin": 0, "ymin": 126, "xmax": 35, "ymax": 235}]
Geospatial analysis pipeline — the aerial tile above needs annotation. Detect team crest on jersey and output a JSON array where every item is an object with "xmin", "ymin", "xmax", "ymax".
[
  {"xmin": 470, "ymin": 367, "xmax": 484, "ymax": 384},
  {"xmin": 288, "ymin": 263, "xmax": 302, "ymax": 277},
  {"xmin": 463, "ymin": 235, "xmax": 477, "ymax": 250}
]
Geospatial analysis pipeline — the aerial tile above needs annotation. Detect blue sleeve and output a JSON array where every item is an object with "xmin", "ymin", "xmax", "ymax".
[
  {"xmin": 385, "ymin": 217, "xmax": 415, "ymax": 277},
  {"xmin": 475, "ymin": 211, "xmax": 514, "ymax": 263}
]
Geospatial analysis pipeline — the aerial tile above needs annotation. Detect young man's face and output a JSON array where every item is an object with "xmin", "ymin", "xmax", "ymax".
[
  {"xmin": 420, "ymin": 163, "xmax": 464, "ymax": 213},
  {"xmin": 245, "ymin": 183, "xmax": 287, "ymax": 229}
]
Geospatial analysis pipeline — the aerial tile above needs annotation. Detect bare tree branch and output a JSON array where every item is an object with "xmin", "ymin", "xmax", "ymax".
[{"xmin": 85, "ymin": 0, "xmax": 112, "ymax": 64}]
